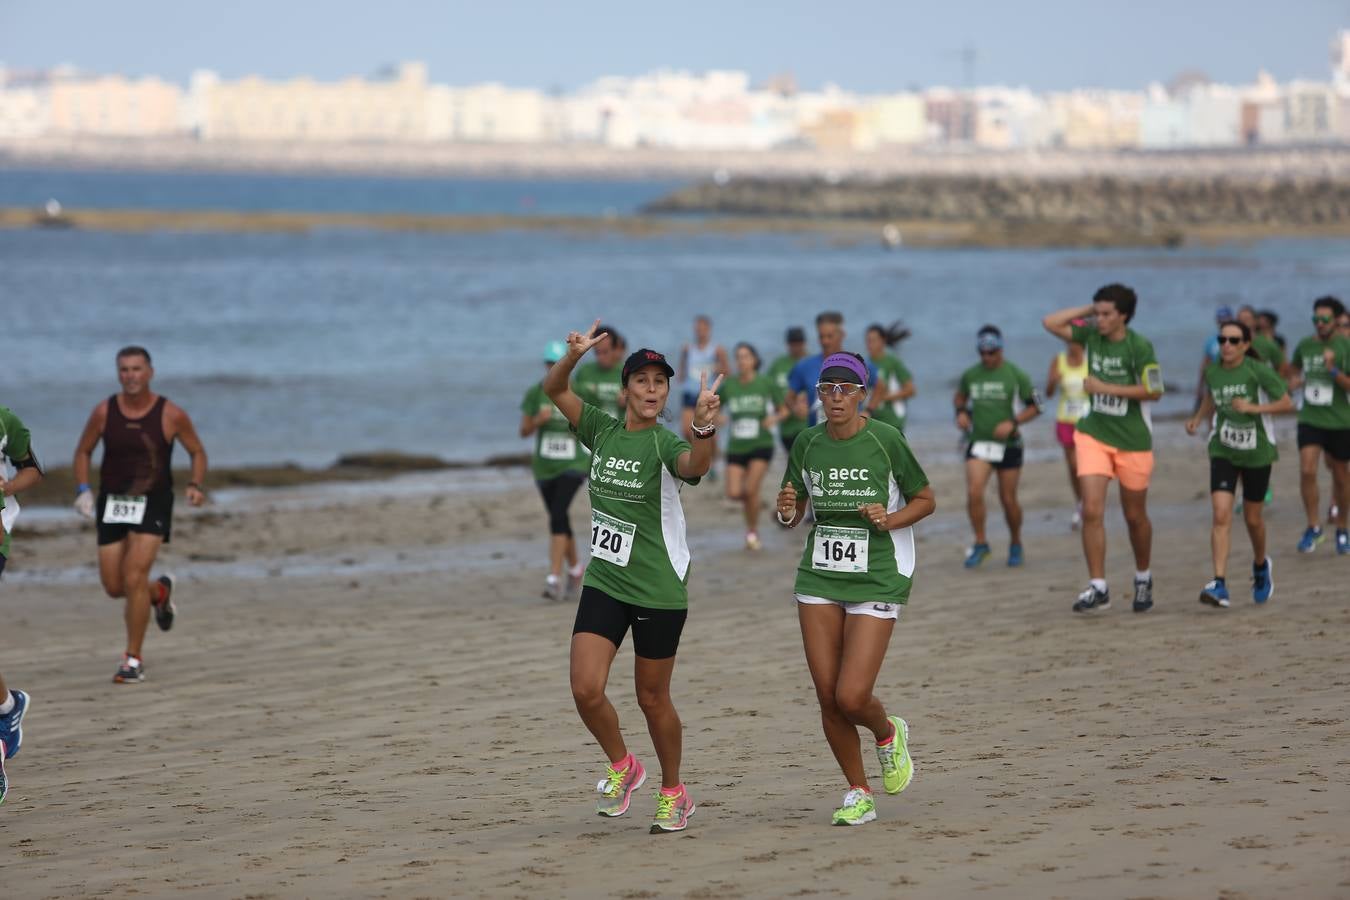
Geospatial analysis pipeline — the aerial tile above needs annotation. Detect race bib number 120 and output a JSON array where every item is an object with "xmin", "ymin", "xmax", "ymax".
[
  {"xmin": 103, "ymin": 494, "xmax": 147, "ymax": 525},
  {"xmin": 812, "ymin": 525, "xmax": 870, "ymax": 573},
  {"xmin": 590, "ymin": 510, "xmax": 636, "ymax": 567}
]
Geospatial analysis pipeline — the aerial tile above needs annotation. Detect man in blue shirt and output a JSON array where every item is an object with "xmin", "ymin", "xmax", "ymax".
[{"xmin": 786, "ymin": 311, "xmax": 879, "ymax": 426}]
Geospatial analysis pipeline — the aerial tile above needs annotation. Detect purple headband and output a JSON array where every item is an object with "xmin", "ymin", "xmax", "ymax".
[{"xmin": 820, "ymin": 352, "xmax": 868, "ymax": 385}]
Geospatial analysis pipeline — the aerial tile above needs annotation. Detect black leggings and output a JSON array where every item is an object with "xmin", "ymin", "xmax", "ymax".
[{"xmin": 537, "ymin": 472, "xmax": 586, "ymax": 536}]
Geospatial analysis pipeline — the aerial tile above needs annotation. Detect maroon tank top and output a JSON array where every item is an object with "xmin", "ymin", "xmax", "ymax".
[{"xmin": 99, "ymin": 395, "xmax": 173, "ymax": 495}]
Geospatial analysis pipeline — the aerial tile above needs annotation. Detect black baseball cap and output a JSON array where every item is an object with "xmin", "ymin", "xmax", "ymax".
[
  {"xmin": 622, "ymin": 348, "xmax": 675, "ymax": 385},
  {"xmin": 786, "ymin": 326, "xmax": 807, "ymax": 343}
]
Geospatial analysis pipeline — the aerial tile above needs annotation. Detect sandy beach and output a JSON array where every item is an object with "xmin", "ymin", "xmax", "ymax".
[{"xmin": 2, "ymin": 433, "xmax": 1348, "ymax": 898}]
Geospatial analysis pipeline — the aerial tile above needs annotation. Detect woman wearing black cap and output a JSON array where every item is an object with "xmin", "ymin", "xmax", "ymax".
[
  {"xmin": 544, "ymin": 320, "xmax": 721, "ymax": 834},
  {"xmin": 776, "ymin": 352, "xmax": 936, "ymax": 826}
]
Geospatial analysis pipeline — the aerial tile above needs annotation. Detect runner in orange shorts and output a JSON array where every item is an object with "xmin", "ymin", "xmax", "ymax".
[{"xmin": 1043, "ymin": 285, "xmax": 1165, "ymax": 614}]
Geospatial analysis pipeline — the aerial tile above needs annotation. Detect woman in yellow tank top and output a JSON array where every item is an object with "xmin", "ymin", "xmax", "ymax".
[{"xmin": 1046, "ymin": 338, "xmax": 1089, "ymax": 527}]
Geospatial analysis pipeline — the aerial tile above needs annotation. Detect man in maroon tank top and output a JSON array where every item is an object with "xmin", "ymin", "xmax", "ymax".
[{"xmin": 72, "ymin": 346, "xmax": 209, "ymax": 684}]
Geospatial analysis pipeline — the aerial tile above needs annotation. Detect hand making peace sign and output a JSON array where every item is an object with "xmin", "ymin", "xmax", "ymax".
[
  {"xmin": 565, "ymin": 319, "xmax": 611, "ymax": 360},
  {"xmin": 692, "ymin": 370, "xmax": 724, "ymax": 430}
]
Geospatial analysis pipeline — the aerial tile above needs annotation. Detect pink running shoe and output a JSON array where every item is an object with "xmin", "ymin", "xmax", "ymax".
[
  {"xmin": 650, "ymin": 785, "xmax": 696, "ymax": 833},
  {"xmin": 595, "ymin": 757, "xmax": 646, "ymax": 817}
]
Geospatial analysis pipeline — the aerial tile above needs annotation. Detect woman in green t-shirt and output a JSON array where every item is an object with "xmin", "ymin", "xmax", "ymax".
[
  {"xmin": 520, "ymin": 341, "xmax": 591, "ymax": 602},
  {"xmin": 864, "ymin": 323, "xmax": 915, "ymax": 433},
  {"xmin": 719, "ymin": 342, "xmax": 787, "ymax": 551},
  {"xmin": 775, "ymin": 352, "xmax": 936, "ymax": 826},
  {"xmin": 544, "ymin": 321, "xmax": 721, "ymax": 834},
  {"xmin": 1185, "ymin": 321, "xmax": 1294, "ymax": 608}
]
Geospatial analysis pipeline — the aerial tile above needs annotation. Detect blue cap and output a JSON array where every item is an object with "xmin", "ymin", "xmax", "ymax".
[
  {"xmin": 544, "ymin": 340, "xmax": 567, "ymax": 363},
  {"xmin": 1214, "ymin": 305, "xmax": 1235, "ymax": 322}
]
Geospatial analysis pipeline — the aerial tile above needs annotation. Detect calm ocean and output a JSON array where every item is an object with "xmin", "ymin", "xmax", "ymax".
[{"xmin": 3, "ymin": 167, "xmax": 1347, "ymax": 468}]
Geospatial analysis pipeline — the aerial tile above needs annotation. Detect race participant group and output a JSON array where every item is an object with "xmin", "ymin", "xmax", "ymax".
[{"xmin": 2, "ymin": 287, "xmax": 1349, "ymax": 830}]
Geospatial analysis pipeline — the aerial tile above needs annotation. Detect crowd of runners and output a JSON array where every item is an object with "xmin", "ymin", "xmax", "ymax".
[
  {"xmin": 512, "ymin": 288, "xmax": 1349, "ymax": 831},
  {"xmin": 0, "ymin": 287, "xmax": 1346, "ymax": 826}
]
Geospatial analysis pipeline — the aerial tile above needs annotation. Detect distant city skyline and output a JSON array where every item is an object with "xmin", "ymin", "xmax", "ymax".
[{"xmin": 2, "ymin": 1, "xmax": 1346, "ymax": 93}]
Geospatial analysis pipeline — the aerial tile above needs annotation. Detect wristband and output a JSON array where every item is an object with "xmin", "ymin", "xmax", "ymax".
[
  {"xmin": 776, "ymin": 510, "xmax": 796, "ymax": 527},
  {"xmin": 690, "ymin": 420, "xmax": 716, "ymax": 439},
  {"xmin": 76, "ymin": 483, "xmax": 90, "ymax": 495}
]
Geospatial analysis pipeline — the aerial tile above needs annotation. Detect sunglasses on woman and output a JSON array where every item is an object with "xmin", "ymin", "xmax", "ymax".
[
  {"xmin": 1216, "ymin": 335, "xmax": 1246, "ymax": 346},
  {"xmin": 815, "ymin": 382, "xmax": 866, "ymax": 398}
]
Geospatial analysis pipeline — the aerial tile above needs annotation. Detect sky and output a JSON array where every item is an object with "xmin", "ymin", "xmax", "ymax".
[{"xmin": 2, "ymin": 1, "xmax": 1346, "ymax": 93}]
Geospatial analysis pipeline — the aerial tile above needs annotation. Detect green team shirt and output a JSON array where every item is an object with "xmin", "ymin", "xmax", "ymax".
[
  {"xmin": 1252, "ymin": 334, "xmax": 1285, "ymax": 370},
  {"xmin": 782, "ymin": 419, "xmax": 929, "ymax": 605},
  {"xmin": 869, "ymin": 353, "xmax": 913, "ymax": 432},
  {"xmin": 0, "ymin": 406, "xmax": 35, "ymax": 559},
  {"xmin": 719, "ymin": 374, "xmax": 781, "ymax": 455},
  {"xmin": 1070, "ymin": 324, "xmax": 1163, "ymax": 452},
  {"xmin": 573, "ymin": 362, "xmax": 625, "ymax": 422},
  {"xmin": 1203, "ymin": 358, "xmax": 1287, "ymax": 467},
  {"xmin": 1292, "ymin": 335, "xmax": 1350, "ymax": 430},
  {"xmin": 958, "ymin": 360, "xmax": 1036, "ymax": 446},
  {"xmin": 573, "ymin": 403, "xmax": 700, "ymax": 610},
  {"xmin": 520, "ymin": 383, "xmax": 588, "ymax": 481},
  {"xmin": 767, "ymin": 354, "xmax": 808, "ymax": 441}
]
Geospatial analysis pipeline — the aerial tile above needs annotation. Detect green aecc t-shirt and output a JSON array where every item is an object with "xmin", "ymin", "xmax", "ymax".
[
  {"xmin": 958, "ymin": 360, "xmax": 1037, "ymax": 446},
  {"xmin": 520, "ymin": 383, "xmax": 589, "ymax": 481},
  {"xmin": 1292, "ymin": 335, "xmax": 1350, "ymax": 430},
  {"xmin": 573, "ymin": 403, "xmax": 700, "ymax": 611},
  {"xmin": 782, "ymin": 419, "xmax": 929, "ymax": 605},
  {"xmin": 719, "ymin": 374, "xmax": 781, "ymax": 455},
  {"xmin": 1070, "ymin": 324, "xmax": 1163, "ymax": 452},
  {"xmin": 1203, "ymin": 357, "xmax": 1287, "ymax": 468}
]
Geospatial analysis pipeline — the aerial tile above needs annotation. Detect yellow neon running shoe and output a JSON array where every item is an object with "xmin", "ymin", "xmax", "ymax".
[
  {"xmin": 877, "ymin": 715, "xmax": 913, "ymax": 794},
  {"xmin": 831, "ymin": 787, "xmax": 876, "ymax": 826}
]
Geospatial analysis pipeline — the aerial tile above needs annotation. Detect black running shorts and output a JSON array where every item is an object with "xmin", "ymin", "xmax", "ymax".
[
  {"xmin": 964, "ymin": 442, "xmax": 1024, "ymax": 470},
  {"xmin": 536, "ymin": 471, "xmax": 586, "ymax": 536},
  {"xmin": 1209, "ymin": 457, "xmax": 1272, "ymax": 501},
  {"xmin": 573, "ymin": 585, "xmax": 687, "ymax": 660},
  {"xmin": 1296, "ymin": 423, "xmax": 1350, "ymax": 462},
  {"xmin": 726, "ymin": 446, "xmax": 773, "ymax": 468},
  {"xmin": 96, "ymin": 490, "xmax": 174, "ymax": 546}
]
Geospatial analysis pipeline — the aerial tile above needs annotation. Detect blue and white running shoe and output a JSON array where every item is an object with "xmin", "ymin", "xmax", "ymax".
[
  {"xmin": 1199, "ymin": 579, "xmax": 1230, "ymax": 608},
  {"xmin": 1297, "ymin": 526, "xmax": 1324, "ymax": 554},
  {"xmin": 1252, "ymin": 558, "xmax": 1273, "ymax": 604}
]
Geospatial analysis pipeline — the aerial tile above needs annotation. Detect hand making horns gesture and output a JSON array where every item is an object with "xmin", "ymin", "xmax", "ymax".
[
  {"xmin": 692, "ymin": 370, "xmax": 724, "ymax": 429},
  {"xmin": 566, "ymin": 319, "xmax": 610, "ymax": 359}
]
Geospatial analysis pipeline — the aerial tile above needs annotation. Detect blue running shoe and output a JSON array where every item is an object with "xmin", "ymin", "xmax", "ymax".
[
  {"xmin": 1007, "ymin": 544, "xmax": 1024, "ymax": 567},
  {"xmin": 0, "ymin": 690, "xmax": 29, "ymax": 761},
  {"xmin": 1252, "ymin": 558, "xmax": 1273, "ymax": 604},
  {"xmin": 1337, "ymin": 529, "xmax": 1349, "ymax": 555},
  {"xmin": 963, "ymin": 543, "xmax": 991, "ymax": 568},
  {"xmin": 1297, "ymin": 526, "xmax": 1324, "ymax": 554},
  {"xmin": 1199, "ymin": 578, "xmax": 1230, "ymax": 608}
]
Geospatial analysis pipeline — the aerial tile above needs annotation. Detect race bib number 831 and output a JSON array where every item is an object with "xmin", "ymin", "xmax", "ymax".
[{"xmin": 103, "ymin": 494, "xmax": 147, "ymax": 525}]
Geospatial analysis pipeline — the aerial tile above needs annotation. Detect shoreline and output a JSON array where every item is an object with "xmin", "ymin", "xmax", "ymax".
[{"xmin": 9, "ymin": 204, "xmax": 1350, "ymax": 248}]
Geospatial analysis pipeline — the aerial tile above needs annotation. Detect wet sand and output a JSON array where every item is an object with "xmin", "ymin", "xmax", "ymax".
[{"xmin": 2, "ymin": 438, "xmax": 1348, "ymax": 898}]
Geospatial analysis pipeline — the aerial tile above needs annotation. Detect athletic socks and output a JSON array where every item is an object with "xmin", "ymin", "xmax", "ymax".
[
  {"xmin": 1090, "ymin": 578, "xmax": 1108, "ymax": 593},
  {"xmin": 0, "ymin": 693, "xmax": 13, "ymax": 716},
  {"xmin": 876, "ymin": 722, "xmax": 897, "ymax": 748},
  {"xmin": 659, "ymin": 784, "xmax": 685, "ymax": 798},
  {"xmin": 1135, "ymin": 569, "xmax": 1151, "ymax": 582}
]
